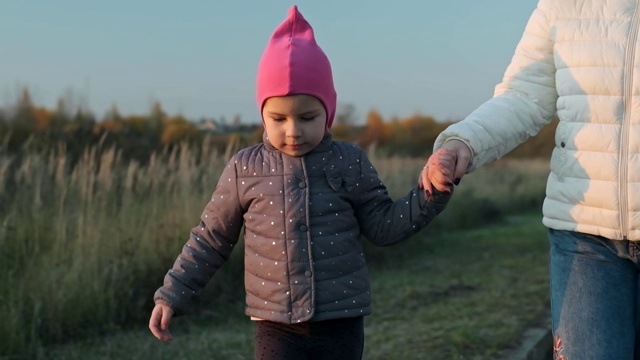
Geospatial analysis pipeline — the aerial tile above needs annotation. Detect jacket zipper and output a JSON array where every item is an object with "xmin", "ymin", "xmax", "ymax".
[{"xmin": 621, "ymin": 3, "xmax": 640, "ymax": 239}]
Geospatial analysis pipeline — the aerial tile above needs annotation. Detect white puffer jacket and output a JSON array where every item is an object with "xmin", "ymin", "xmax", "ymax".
[{"xmin": 434, "ymin": 0, "xmax": 640, "ymax": 240}]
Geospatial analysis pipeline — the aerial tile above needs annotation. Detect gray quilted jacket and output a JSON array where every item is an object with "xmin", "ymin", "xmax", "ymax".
[{"xmin": 154, "ymin": 133, "xmax": 450, "ymax": 324}]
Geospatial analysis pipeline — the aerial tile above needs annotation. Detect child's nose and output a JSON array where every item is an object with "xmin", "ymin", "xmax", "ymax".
[{"xmin": 287, "ymin": 121, "xmax": 302, "ymax": 137}]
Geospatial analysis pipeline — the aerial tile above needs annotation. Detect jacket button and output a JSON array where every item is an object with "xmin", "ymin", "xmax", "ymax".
[
  {"xmin": 298, "ymin": 182, "xmax": 306, "ymax": 188},
  {"xmin": 300, "ymin": 225, "xmax": 308, "ymax": 232},
  {"xmin": 305, "ymin": 270, "xmax": 312, "ymax": 277},
  {"xmin": 560, "ymin": 142, "xmax": 565, "ymax": 148}
]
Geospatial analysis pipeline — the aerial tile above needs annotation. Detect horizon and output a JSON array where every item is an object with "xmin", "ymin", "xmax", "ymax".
[{"xmin": 1, "ymin": 0, "xmax": 538, "ymax": 124}]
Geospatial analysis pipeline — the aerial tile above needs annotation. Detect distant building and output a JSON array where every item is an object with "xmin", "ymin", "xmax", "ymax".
[
  {"xmin": 197, "ymin": 117, "xmax": 261, "ymax": 135},
  {"xmin": 197, "ymin": 118, "xmax": 218, "ymax": 133}
]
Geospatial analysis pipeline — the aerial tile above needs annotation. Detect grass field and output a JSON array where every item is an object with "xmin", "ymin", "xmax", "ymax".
[
  {"xmin": 39, "ymin": 212, "xmax": 550, "ymax": 360},
  {"xmin": 0, "ymin": 142, "xmax": 550, "ymax": 358}
]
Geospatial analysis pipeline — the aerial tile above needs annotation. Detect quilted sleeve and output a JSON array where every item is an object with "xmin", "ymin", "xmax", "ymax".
[
  {"xmin": 153, "ymin": 156, "xmax": 245, "ymax": 315},
  {"xmin": 354, "ymin": 148, "xmax": 451, "ymax": 246},
  {"xmin": 434, "ymin": 1, "xmax": 557, "ymax": 172}
]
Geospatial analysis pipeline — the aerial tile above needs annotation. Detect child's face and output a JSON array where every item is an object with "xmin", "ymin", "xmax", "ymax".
[{"xmin": 262, "ymin": 94, "xmax": 327, "ymax": 157}]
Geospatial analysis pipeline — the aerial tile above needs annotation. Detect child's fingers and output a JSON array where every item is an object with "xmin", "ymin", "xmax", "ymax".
[
  {"xmin": 148, "ymin": 308, "xmax": 164, "ymax": 340},
  {"xmin": 425, "ymin": 151, "xmax": 455, "ymax": 192},
  {"xmin": 160, "ymin": 307, "xmax": 174, "ymax": 331},
  {"xmin": 419, "ymin": 164, "xmax": 434, "ymax": 196},
  {"xmin": 149, "ymin": 305, "xmax": 174, "ymax": 341},
  {"xmin": 440, "ymin": 139, "xmax": 472, "ymax": 184}
]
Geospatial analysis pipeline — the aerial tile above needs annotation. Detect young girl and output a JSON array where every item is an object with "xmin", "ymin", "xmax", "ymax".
[{"xmin": 149, "ymin": 6, "xmax": 450, "ymax": 359}]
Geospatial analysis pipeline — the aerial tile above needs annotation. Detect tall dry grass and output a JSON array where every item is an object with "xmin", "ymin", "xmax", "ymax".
[
  {"xmin": 0, "ymin": 140, "xmax": 232, "ymax": 357},
  {"xmin": 0, "ymin": 141, "xmax": 549, "ymax": 359}
]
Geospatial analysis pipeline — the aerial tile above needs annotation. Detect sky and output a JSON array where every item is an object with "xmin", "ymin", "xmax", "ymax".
[{"xmin": 0, "ymin": 0, "xmax": 538, "ymax": 124}]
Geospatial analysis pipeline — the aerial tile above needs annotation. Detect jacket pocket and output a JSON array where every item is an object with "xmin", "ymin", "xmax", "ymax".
[
  {"xmin": 552, "ymin": 124, "xmax": 569, "ymax": 179},
  {"xmin": 326, "ymin": 170, "xmax": 356, "ymax": 192}
]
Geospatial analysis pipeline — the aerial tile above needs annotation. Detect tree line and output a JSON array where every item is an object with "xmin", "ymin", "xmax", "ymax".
[{"xmin": 0, "ymin": 88, "xmax": 557, "ymax": 163}]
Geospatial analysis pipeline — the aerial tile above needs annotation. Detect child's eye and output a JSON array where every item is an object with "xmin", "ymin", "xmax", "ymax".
[
  {"xmin": 272, "ymin": 117, "xmax": 286, "ymax": 122},
  {"xmin": 300, "ymin": 116, "xmax": 316, "ymax": 121}
]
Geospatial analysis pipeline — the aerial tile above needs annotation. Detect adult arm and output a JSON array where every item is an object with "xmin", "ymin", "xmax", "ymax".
[{"xmin": 427, "ymin": 2, "xmax": 556, "ymax": 192}]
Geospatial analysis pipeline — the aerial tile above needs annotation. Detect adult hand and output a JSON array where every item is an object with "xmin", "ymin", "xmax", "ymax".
[
  {"xmin": 420, "ymin": 139, "xmax": 471, "ymax": 194},
  {"xmin": 149, "ymin": 304, "xmax": 175, "ymax": 341}
]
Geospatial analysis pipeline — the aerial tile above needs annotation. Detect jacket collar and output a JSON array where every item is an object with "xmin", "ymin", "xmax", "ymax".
[{"xmin": 262, "ymin": 131, "xmax": 333, "ymax": 155}]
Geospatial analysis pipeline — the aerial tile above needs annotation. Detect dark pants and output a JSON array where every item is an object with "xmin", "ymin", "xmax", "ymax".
[{"xmin": 254, "ymin": 316, "xmax": 364, "ymax": 360}]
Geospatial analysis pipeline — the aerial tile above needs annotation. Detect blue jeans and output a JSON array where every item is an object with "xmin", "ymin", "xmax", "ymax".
[{"xmin": 549, "ymin": 229, "xmax": 640, "ymax": 359}]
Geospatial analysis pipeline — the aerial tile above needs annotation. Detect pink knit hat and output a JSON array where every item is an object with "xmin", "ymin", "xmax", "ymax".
[{"xmin": 256, "ymin": 5, "xmax": 337, "ymax": 129}]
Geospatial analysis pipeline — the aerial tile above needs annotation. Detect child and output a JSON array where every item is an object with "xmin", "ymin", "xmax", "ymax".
[{"xmin": 149, "ymin": 5, "xmax": 450, "ymax": 359}]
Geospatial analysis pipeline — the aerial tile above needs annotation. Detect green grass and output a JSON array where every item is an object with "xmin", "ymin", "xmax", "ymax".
[
  {"xmin": 1, "ymin": 144, "xmax": 549, "ymax": 359},
  {"xmin": 365, "ymin": 214, "xmax": 550, "ymax": 359},
  {"xmin": 37, "ymin": 213, "xmax": 550, "ymax": 360}
]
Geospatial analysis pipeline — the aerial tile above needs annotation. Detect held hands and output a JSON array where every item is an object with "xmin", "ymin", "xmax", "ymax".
[
  {"xmin": 419, "ymin": 139, "xmax": 472, "ymax": 194},
  {"xmin": 149, "ymin": 304, "xmax": 175, "ymax": 341}
]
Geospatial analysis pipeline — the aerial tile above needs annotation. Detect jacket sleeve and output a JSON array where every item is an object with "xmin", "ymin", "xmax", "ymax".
[
  {"xmin": 154, "ymin": 156, "xmax": 244, "ymax": 315},
  {"xmin": 354, "ymin": 149, "xmax": 451, "ymax": 246},
  {"xmin": 434, "ymin": 1, "xmax": 556, "ymax": 172}
]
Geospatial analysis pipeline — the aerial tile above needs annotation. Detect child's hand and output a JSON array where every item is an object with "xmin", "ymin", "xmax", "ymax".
[
  {"xmin": 149, "ymin": 304, "xmax": 175, "ymax": 341},
  {"xmin": 420, "ymin": 140, "xmax": 471, "ymax": 194}
]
